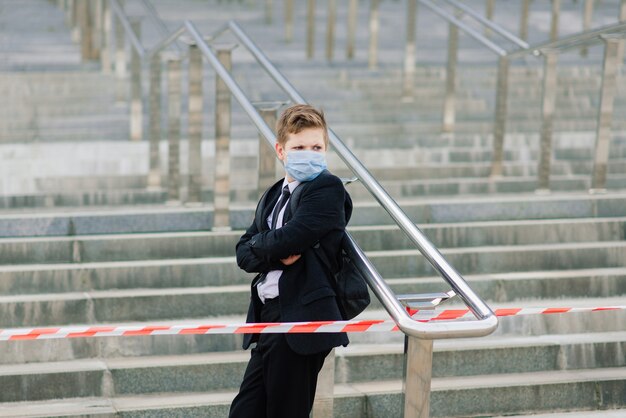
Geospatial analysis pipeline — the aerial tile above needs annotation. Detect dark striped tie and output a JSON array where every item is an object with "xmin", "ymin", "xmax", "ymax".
[{"xmin": 271, "ymin": 185, "xmax": 291, "ymax": 229}]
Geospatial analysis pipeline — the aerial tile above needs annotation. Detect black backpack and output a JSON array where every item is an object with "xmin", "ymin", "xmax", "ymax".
[{"xmin": 287, "ymin": 179, "xmax": 371, "ymax": 320}]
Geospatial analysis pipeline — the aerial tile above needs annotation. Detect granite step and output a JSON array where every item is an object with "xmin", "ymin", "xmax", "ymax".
[
  {"xmin": 0, "ymin": 367, "xmax": 623, "ymax": 417},
  {"xmin": 2, "ymin": 297, "xmax": 624, "ymax": 365},
  {"xmin": 2, "ymin": 192, "xmax": 626, "ymax": 235},
  {"xmin": 0, "ymin": 216, "xmax": 625, "ymax": 266},
  {"xmin": 0, "ymin": 329, "xmax": 623, "ymax": 402},
  {"xmin": 1, "ymin": 245, "xmax": 625, "ymax": 326}
]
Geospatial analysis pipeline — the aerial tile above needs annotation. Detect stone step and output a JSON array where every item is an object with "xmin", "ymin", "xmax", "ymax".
[
  {"xmin": 0, "ymin": 188, "xmax": 169, "ymax": 210},
  {"xmin": 497, "ymin": 410, "xmax": 626, "ymax": 417},
  {"xmin": 4, "ymin": 156, "xmax": 625, "ymax": 195},
  {"xmin": 3, "ymin": 157, "xmax": 626, "ymax": 203},
  {"xmin": 370, "ymin": 240, "xmax": 626, "ymax": 278},
  {"xmin": 0, "ymin": 67, "xmax": 607, "ymax": 106},
  {"xmin": 0, "ymin": 328, "xmax": 623, "ymax": 402},
  {"xmin": 347, "ymin": 74, "xmax": 618, "ymax": 92},
  {"xmin": 335, "ymin": 368, "xmax": 626, "ymax": 418},
  {"xmin": 5, "ymin": 173, "xmax": 626, "ymax": 209},
  {"xmin": 0, "ymin": 101, "xmax": 127, "ymax": 119},
  {"xmin": 0, "ymin": 197, "xmax": 623, "ymax": 284},
  {"xmin": 3, "ymin": 132, "xmax": 624, "ymax": 172},
  {"xmin": 0, "ymin": 284, "xmax": 250, "ymax": 327},
  {"xmin": 0, "ymin": 113, "xmax": 129, "ymax": 133},
  {"xmin": 337, "ymin": 159, "xmax": 626, "ymax": 178},
  {"xmin": 0, "ymin": 367, "xmax": 623, "ymax": 416},
  {"xmin": 2, "ymin": 296, "xmax": 624, "ymax": 365},
  {"xmin": 1, "ymin": 241, "xmax": 625, "ymax": 326},
  {"xmin": 349, "ymin": 192, "xmax": 626, "ymax": 226},
  {"xmin": 345, "ymin": 175, "xmax": 626, "ymax": 198},
  {"xmin": 1, "ymin": 216, "xmax": 625, "ymax": 266},
  {"xmin": 2, "ymin": 79, "xmax": 613, "ymax": 109},
  {"xmin": 2, "ymin": 191, "xmax": 626, "ymax": 234},
  {"xmin": 389, "ymin": 267, "xmax": 626, "ymax": 305}
]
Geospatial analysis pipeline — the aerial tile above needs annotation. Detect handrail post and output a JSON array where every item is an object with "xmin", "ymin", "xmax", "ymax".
[
  {"xmin": 166, "ymin": 56, "xmax": 182, "ymax": 202},
  {"xmin": 64, "ymin": 0, "xmax": 74, "ymax": 28},
  {"xmin": 519, "ymin": 0, "xmax": 531, "ymax": 42},
  {"xmin": 285, "ymin": 0, "xmax": 294, "ymax": 43},
  {"xmin": 129, "ymin": 17, "xmax": 143, "ymax": 141},
  {"xmin": 306, "ymin": 0, "xmax": 315, "ymax": 59},
  {"xmin": 326, "ymin": 0, "xmax": 337, "ymax": 61},
  {"xmin": 346, "ymin": 0, "xmax": 358, "ymax": 60},
  {"xmin": 78, "ymin": 0, "xmax": 94, "ymax": 61},
  {"xmin": 443, "ymin": 20, "xmax": 459, "ymax": 132},
  {"xmin": 255, "ymin": 103, "xmax": 282, "ymax": 197},
  {"xmin": 114, "ymin": 9, "xmax": 127, "ymax": 79},
  {"xmin": 368, "ymin": 0, "xmax": 380, "ymax": 70},
  {"xmin": 485, "ymin": 0, "xmax": 495, "ymax": 37},
  {"xmin": 591, "ymin": 35, "xmax": 622, "ymax": 192},
  {"xmin": 312, "ymin": 349, "xmax": 335, "ymax": 418},
  {"xmin": 71, "ymin": 0, "xmax": 80, "ymax": 43},
  {"xmin": 403, "ymin": 336, "xmax": 433, "ymax": 418},
  {"xmin": 490, "ymin": 56, "xmax": 510, "ymax": 177},
  {"xmin": 265, "ymin": 0, "xmax": 273, "ymax": 24},
  {"xmin": 214, "ymin": 45, "xmax": 236, "ymax": 230},
  {"xmin": 188, "ymin": 43, "xmax": 204, "ymax": 204},
  {"xmin": 581, "ymin": 0, "xmax": 594, "ymax": 57},
  {"xmin": 93, "ymin": 0, "xmax": 104, "ymax": 60},
  {"xmin": 101, "ymin": 0, "xmax": 112, "ymax": 74},
  {"xmin": 402, "ymin": 0, "xmax": 417, "ymax": 100},
  {"xmin": 537, "ymin": 49, "xmax": 559, "ymax": 192},
  {"xmin": 617, "ymin": 0, "xmax": 626, "ymax": 72},
  {"xmin": 550, "ymin": 0, "xmax": 561, "ymax": 42},
  {"xmin": 148, "ymin": 53, "xmax": 162, "ymax": 189}
]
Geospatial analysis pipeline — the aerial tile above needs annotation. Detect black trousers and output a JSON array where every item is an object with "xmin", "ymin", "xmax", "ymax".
[{"xmin": 229, "ymin": 298, "xmax": 330, "ymax": 418}]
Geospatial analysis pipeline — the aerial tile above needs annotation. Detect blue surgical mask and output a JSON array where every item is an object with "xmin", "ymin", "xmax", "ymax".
[{"xmin": 285, "ymin": 150, "xmax": 327, "ymax": 182}]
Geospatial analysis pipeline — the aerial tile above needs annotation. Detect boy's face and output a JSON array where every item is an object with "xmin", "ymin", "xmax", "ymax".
[{"xmin": 275, "ymin": 127, "xmax": 326, "ymax": 164}]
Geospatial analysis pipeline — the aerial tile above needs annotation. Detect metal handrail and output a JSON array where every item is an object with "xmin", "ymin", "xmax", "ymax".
[
  {"xmin": 139, "ymin": 0, "xmax": 182, "ymax": 52},
  {"xmin": 105, "ymin": 1, "xmax": 498, "ymax": 339},
  {"xmin": 412, "ymin": 1, "xmax": 626, "ymax": 62},
  {"xmin": 223, "ymin": 20, "xmax": 498, "ymax": 339},
  {"xmin": 509, "ymin": 20, "xmax": 626, "ymax": 58},
  {"xmin": 442, "ymin": 0, "xmax": 529, "ymax": 49},
  {"xmin": 110, "ymin": 0, "xmax": 145, "ymax": 56},
  {"xmin": 110, "ymin": 0, "xmax": 182, "ymax": 57},
  {"xmin": 421, "ymin": 1, "xmax": 626, "ymax": 60},
  {"xmin": 418, "ymin": 0, "xmax": 507, "ymax": 57}
]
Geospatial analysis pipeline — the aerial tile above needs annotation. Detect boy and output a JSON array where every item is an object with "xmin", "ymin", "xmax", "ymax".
[{"xmin": 229, "ymin": 104, "xmax": 350, "ymax": 418}]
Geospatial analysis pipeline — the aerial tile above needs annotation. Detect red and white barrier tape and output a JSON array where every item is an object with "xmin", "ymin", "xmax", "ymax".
[{"xmin": 1, "ymin": 305, "xmax": 624, "ymax": 341}]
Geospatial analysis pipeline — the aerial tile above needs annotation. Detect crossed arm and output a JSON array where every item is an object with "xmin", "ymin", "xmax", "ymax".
[{"xmin": 235, "ymin": 176, "xmax": 345, "ymax": 274}]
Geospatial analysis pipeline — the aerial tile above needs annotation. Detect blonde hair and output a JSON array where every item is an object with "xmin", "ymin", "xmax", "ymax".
[{"xmin": 276, "ymin": 104, "xmax": 329, "ymax": 147}]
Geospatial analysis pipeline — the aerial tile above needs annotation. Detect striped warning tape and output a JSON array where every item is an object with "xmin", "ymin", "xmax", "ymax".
[{"xmin": 0, "ymin": 305, "xmax": 624, "ymax": 341}]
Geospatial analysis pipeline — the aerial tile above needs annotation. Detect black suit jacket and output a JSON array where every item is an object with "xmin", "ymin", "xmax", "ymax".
[{"xmin": 236, "ymin": 170, "xmax": 351, "ymax": 355}]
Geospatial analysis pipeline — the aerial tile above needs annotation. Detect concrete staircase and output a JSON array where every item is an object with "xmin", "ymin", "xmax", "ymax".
[
  {"xmin": 2, "ymin": 0, "xmax": 626, "ymax": 206},
  {"xmin": 0, "ymin": 194, "xmax": 625, "ymax": 417},
  {"xmin": 0, "ymin": 0, "xmax": 625, "ymax": 417}
]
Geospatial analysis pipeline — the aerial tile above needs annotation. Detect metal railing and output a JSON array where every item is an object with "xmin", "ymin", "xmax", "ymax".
[
  {"xmin": 58, "ymin": 1, "xmax": 499, "ymax": 416},
  {"xmin": 501, "ymin": 21, "xmax": 626, "ymax": 192},
  {"xmin": 405, "ymin": 1, "xmax": 626, "ymax": 191},
  {"xmin": 277, "ymin": 0, "xmax": 626, "ymax": 193}
]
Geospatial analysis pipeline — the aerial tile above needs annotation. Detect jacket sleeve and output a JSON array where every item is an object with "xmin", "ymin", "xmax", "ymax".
[
  {"xmin": 235, "ymin": 214, "xmax": 285, "ymax": 274},
  {"xmin": 246, "ymin": 175, "xmax": 346, "ymax": 260}
]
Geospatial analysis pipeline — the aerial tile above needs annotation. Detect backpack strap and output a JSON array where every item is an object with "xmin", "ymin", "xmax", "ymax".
[
  {"xmin": 254, "ymin": 180, "xmax": 282, "ymax": 231},
  {"xmin": 287, "ymin": 180, "xmax": 312, "ymax": 219}
]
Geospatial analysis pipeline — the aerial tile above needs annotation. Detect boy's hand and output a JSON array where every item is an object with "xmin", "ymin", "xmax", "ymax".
[{"xmin": 280, "ymin": 254, "xmax": 301, "ymax": 266}]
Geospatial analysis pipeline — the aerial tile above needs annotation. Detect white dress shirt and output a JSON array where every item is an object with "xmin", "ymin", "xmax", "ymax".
[{"xmin": 256, "ymin": 178, "xmax": 301, "ymax": 303}]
